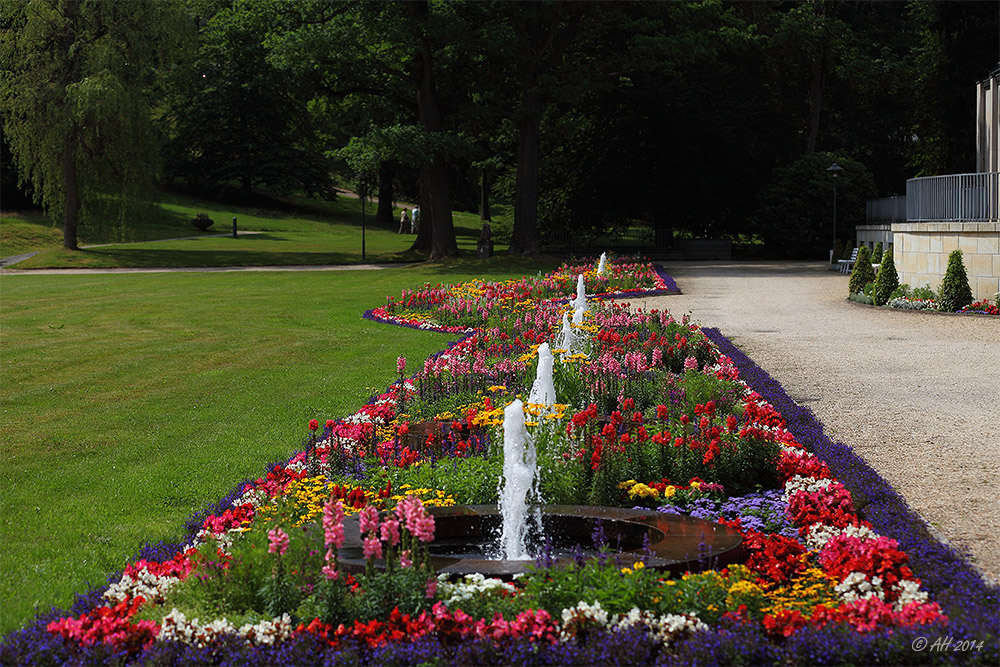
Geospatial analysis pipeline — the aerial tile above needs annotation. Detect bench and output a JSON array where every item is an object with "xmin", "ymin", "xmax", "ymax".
[{"xmin": 837, "ymin": 248, "xmax": 858, "ymax": 274}]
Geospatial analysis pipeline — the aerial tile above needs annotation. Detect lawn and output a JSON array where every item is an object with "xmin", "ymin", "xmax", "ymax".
[
  {"xmin": 1, "ymin": 190, "xmax": 503, "ymax": 268},
  {"xmin": 0, "ymin": 257, "xmax": 559, "ymax": 636}
]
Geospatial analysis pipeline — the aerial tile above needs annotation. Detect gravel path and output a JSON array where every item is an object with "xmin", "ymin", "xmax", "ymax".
[{"xmin": 634, "ymin": 261, "xmax": 1000, "ymax": 584}]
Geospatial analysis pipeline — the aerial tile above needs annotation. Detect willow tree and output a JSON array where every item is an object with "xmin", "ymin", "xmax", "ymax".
[{"xmin": 0, "ymin": 0, "xmax": 187, "ymax": 249}]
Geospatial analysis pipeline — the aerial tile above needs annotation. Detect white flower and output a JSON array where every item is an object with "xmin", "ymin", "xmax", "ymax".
[
  {"xmin": 893, "ymin": 579, "xmax": 930, "ymax": 609},
  {"xmin": 804, "ymin": 522, "xmax": 879, "ymax": 552},
  {"xmin": 103, "ymin": 569, "xmax": 180, "ymax": 605},
  {"xmin": 835, "ymin": 571, "xmax": 885, "ymax": 603}
]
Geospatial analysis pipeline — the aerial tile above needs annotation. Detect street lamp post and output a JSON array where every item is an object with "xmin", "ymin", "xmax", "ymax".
[
  {"xmin": 358, "ymin": 174, "xmax": 368, "ymax": 261},
  {"xmin": 826, "ymin": 163, "xmax": 843, "ymax": 263}
]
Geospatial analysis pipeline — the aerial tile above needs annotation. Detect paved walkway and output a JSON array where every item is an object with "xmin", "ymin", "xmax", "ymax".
[{"xmin": 638, "ymin": 261, "xmax": 1000, "ymax": 583}]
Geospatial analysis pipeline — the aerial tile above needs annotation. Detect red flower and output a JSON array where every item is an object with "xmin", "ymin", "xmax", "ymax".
[{"xmin": 308, "ymin": 419, "xmax": 319, "ymax": 431}]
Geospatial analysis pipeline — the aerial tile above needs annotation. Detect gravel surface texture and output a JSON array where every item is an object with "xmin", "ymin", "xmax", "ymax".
[{"xmin": 632, "ymin": 260, "xmax": 1000, "ymax": 584}]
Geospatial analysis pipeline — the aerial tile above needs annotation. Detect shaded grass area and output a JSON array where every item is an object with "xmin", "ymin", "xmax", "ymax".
[
  {"xmin": 2, "ymin": 190, "xmax": 502, "ymax": 268},
  {"xmin": 0, "ymin": 258, "xmax": 559, "ymax": 635}
]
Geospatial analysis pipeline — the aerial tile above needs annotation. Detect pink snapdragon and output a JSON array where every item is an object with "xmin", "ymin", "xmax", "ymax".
[
  {"xmin": 359, "ymin": 504, "xmax": 381, "ymax": 536},
  {"xmin": 397, "ymin": 356, "xmax": 406, "ymax": 373},
  {"xmin": 323, "ymin": 498, "xmax": 345, "ymax": 549},
  {"xmin": 363, "ymin": 535, "xmax": 384, "ymax": 560},
  {"xmin": 267, "ymin": 527, "xmax": 290, "ymax": 556},
  {"xmin": 380, "ymin": 517, "xmax": 401, "ymax": 546}
]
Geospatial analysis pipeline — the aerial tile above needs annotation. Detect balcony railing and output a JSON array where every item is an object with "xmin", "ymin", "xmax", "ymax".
[
  {"xmin": 865, "ymin": 195, "xmax": 907, "ymax": 223},
  {"xmin": 905, "ymin": 172, "xmax": 999, "ymax": 222}
]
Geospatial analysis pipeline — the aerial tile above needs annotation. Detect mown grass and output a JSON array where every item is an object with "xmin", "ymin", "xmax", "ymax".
[
  {"xmin": 2, "ymin": 190, "xmax": 504, "ymax": 268},
  {"xmin": 0, "ymin": 256, "xmax": 560, "ymax": 636}
]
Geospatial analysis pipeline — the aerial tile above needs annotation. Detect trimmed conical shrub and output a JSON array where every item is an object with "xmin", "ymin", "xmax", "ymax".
[
  {"xmin": 938, "ymin": 249, "xmax": 973, "ymax": 312},
  {"xmin": 833, "ymin": 239, "xmax": 844, "ymax": 262},
  {"xmin": 872, "ymin": 242, "xmax": 883, "ymax": 263},
  {"xmin": 848, "ymin": 245, "xmax": 875, "ymax": 296},
  {"xmin": 872, "ymin": 246, "xmax": 899, "ymax": 306}
]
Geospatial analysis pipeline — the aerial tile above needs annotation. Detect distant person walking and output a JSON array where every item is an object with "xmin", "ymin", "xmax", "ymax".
[
  {"xmin": 411, "ymin": 206, "xmax": 420, "ymax": 234},
  {"xmin": 398, "ymin": 208, "xmax": 410, "ymax": 234}
]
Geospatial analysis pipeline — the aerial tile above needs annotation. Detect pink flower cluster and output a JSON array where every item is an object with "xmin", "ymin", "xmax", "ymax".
[{"xmin": 267, "ymin": 527, "xmax": 290, "ymax": 556}]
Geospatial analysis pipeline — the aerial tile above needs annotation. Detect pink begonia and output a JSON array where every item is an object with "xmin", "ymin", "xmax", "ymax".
[
  {"xmin": 323, "ymin": 498, "xmax": 345, "ymax": 549},
  {"xmin": 359, "ymin": 504, "xmax": 380, "ymax": 536},
  {"xmin": 399, "ymin": 549, "xmax": 413, "ymax": 568},
  {"xmin": 267, "ymin": 527, "xmax": 290, "ymax": 556},
  {"xmin": 380, "ymin": 517, "xmax": 401, "ymax": 546},
  {"xmin": 684, "ymin": 355, "xmax": 699, "ymax": 370},
  {"xmin": 362, "ymin": 535, "xmax": 383, "ymax": 560}
]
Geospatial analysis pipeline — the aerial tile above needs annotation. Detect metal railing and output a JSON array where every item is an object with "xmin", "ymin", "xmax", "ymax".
[
  {"xmin": 865, "ymin": 195, "xmax": 907, "ymax": 223},
  {"xmin": 906, "ymin": 172, "xmax": 999, "ymax": 222}
]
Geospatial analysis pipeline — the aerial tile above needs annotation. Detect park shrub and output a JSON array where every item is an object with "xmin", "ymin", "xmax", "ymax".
[
  {"xmin": 937, "ymin": 249, "xmax": 973, "ymax": 312},
  {"xmin": 872, "ymin": 248, "xmax": 898, "ymax": 306},
  {"xmin": 847, "ymin": 245, "xmax": 875, "ymax": 296},
  {"xmin": 832, "ymin": 239, "xmax": 844, "ymax": 262},
  {"xmin": 871, "ymin": 242, "xmax": 882, "ymax": 263}
]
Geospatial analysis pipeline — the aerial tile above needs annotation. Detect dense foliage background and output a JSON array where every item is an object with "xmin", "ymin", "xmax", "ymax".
[{"xmin": 2, "ymin": 0, "xmax": 997, "ymax": 257}]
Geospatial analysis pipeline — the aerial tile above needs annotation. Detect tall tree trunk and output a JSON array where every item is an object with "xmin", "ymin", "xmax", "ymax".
[
  {"xmin": 653, "ymin": 206, "xmax": 673, "ymax": 250},
  {"xmin": 480, "ymin": 169, "xmax": 491, "ymax": 221},
  {"xmin": 375, "ymin": 161, "xmax": 395, "ymax": 226},
  {"xmin": 62, "ymin": 137, "xmax": 79, "ymax": 250},
  {"xmin": 407, "ymin": 0, "xmax": 457, "ymax": 259},
  {"xmin": 805, "ymin": 50, "xmax": 825, "ymax": 154},
  {"xmin": 510, "ymin": 90, "xmax": 541, "ymax": 255}
]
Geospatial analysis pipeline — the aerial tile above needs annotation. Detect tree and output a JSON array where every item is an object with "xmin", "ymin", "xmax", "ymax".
[
  {"xmin": 848, "ymin": 244, "xmax": 875, "ymax": 296},
  {"xmin": 162, "ymin": 2, "xmax": 334, "ymax": 200},
  {"xmin": 1, "ymin": 0, "xmax": 188, "ymax": 249},
  {"xmin": 264, "ymin": 0, "xmax": 461, "ymax": 260},
  {"xmin": 872, "ymin": 247, "xmax": 898, "ymax": 306},
  {"xmin": 938, "ymin": 249, "xmax": 973, "ymax": 312},
  {"xmin": 754, "ymin": 152, "xmax": 876, "ymax": 259}
]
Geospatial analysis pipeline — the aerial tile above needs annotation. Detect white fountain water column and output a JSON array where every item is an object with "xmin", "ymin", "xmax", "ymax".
[
  {"xmin": 597, "ymin": 252, "xmax": 607, "ymax": 276},
  {"xmin": 527, "ymin": 342, "xmax": 557, "ymax": 406},
  {"xmin": 570, "ymin": 274, "xmax": 588, "ymax": 312},
  {"xmin": 498, "ymin": 399, "xmax": 539, "ymax": 560},
  {"xmin": 556, "ymin": 313, "xmax": 578, "ymax": 360}
]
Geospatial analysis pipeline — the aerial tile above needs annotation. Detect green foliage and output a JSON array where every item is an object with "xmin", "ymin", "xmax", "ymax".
[
  {"xmin": 848, "ymin": 245, "xmax": 875, "ymax": 295},
  {"xmin": 354, "ymin": 566, "xmax": 435, "ymax": 620},
  {"xmin": 832, "ymin": 239, "xmax": 844, "ymax": 262},
  {"xmin": 754, "ymin": 153, "xmax": 877, "ymax": 259},
  {"xmin": 162, "ymin": 2, "xmax": 334, "ymax": 199},
  {"xmin": 521, "ymin": 556, "xmax": 663, "ymax": 617},
  {"xmin": 872, "ymin": 242, "xmax": 883, "ymax": 263},
  {"xmin": 0, "ymin": 0, "xmax": 189, "ymax": 246},
  {"xmin": 296, "ymin": 577, "xmax": 356, "ymax": 627},
  {"xmin": 259, "ymin": 560, "xmax": 300, "ymax": 618},
  {"xmin": 938, "ymin": 249, "xmax": 973, "ymax": 312},
  {"xmin": 378, "ymin": 455, "xmax": 503, "ymax": 505},
  {"xmin": 872, "ymin": 247, "xmax": 899, "ymax": 306}
]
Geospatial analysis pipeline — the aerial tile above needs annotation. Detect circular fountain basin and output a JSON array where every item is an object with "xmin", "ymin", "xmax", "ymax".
[{"xmin": 338, "ymin": 504, "xmax": 743, "ymax": 578}]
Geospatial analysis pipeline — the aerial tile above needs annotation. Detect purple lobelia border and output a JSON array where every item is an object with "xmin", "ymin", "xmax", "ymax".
[{"xmin": 702, "ymin": 327, "xmax": 999, "ymax": 654}]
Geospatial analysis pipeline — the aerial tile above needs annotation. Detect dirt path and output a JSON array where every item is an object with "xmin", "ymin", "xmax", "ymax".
[{"xmin": 632, "ymin": 261, "xmax": 1000, "ymax": 583}]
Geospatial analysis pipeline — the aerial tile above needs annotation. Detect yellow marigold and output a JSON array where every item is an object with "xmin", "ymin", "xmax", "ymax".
[
  {"xmin": 487, "ymin": 385, "xmax": 507, "ymax": 393},
  {"xmin": 663, "ymin": 485, "xmax": 677, "ymax": 498},
  {"xmin": 627, "ymin": 483, "xmax": 659, "ymax": 500},
  {"xmin": 618, "ymin": 480, "xmax": 638, "ymax": 490}
]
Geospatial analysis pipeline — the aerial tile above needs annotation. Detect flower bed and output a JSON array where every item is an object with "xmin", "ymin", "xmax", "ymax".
[{"xmin": 2, "ymin": 255, "xmax": 996, "ymax": 666}]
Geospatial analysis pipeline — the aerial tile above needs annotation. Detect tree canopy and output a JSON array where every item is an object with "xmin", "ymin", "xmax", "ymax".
[
  {"xmin": 2, "ymin": 0, "xmax": 996, "ymax": 259},
  {"xmin": 1, "ymin": 0, "xmax": 188, "ymax": 249}
]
